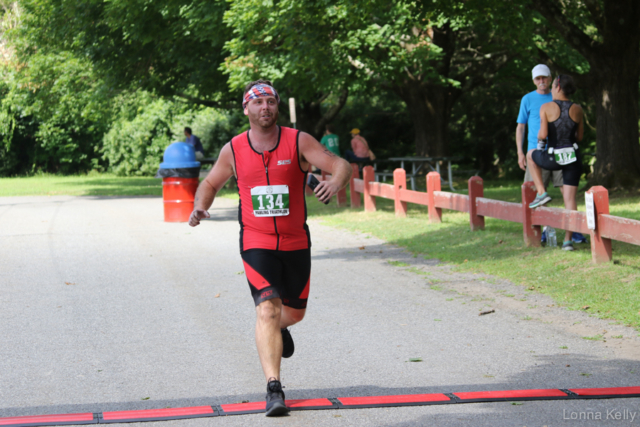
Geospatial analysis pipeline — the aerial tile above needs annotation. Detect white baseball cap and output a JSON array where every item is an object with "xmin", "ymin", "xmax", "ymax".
[{"xmin": 531, "ymin": 64, "xmax": 551, "ymax": 79}]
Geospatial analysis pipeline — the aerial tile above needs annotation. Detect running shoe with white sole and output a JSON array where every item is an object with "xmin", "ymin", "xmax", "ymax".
[
  {"xmin": 529, "ymin": 192, "xmax": 552, "ymax": 209},
  {"xmin": 562, "ymin": 241, "xmax": 575, "ymax": 251}
]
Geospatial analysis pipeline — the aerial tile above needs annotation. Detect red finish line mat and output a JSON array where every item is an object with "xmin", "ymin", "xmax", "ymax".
[
  {"xmin": 2, "ymin": 387, "xmax": 639, "ymax": 426},
  {"xmin": 100, "ymin": 406, "xmax": 217, "ymax": 423},
  {"xmin": 568, "ymin": 386, "xmax": 640, "ymax": 399},
  {"xmin": 0, "ymin": 413, "xmax": 97, "ymax": 427},
  {"xmin": 452, "ymin": 388, "xmax": 570, "ymax": 403},
  {"xmin": 337, "ymin": 393, "xmax": 452, "ymax": 408}
]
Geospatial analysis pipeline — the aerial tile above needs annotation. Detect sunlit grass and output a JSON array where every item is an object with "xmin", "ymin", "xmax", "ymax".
[
  {"xmin": 0, "ymin": 173, "xmax": 238, "ymax": 199},
  {"xmin": 306, "ymin": 182, "xmax": 640, "ymax": 329}
]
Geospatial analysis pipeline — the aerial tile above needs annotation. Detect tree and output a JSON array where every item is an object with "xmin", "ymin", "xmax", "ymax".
[
  {"xmin": 223, "ymin": 0, "xmax": 357, "ymax": 138},
  {"xmin": 1, "ymin": 0, "xmax": 249, "ymax": 175},
  {"xmin": 531, "ymin": 0, "xmax": 640, "ymax": 188},
  {"xmin": 224, "ymin": 0, "xmax": 530, "ymax": 156},
  {"xmin": 0, "ymin": 51, "xmax": 118, "ymax": 174},
  {"xmin": 1, "ymin": 1, "xmax": 114, "ymax": 175},
  {"xmin": 16, "ymin": 0, "xmax": 234, "ymax": 107}
]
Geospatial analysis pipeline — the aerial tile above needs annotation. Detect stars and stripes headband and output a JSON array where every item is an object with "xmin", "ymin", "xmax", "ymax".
[{"xmin": 242, "ymin": 84, "xmax": 280, "ymax": 109}]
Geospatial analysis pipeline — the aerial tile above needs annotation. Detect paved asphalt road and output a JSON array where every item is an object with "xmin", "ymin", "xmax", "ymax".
[{"xmin": 1, "ymin": 195, "xmax": 639, "ymax": 426}]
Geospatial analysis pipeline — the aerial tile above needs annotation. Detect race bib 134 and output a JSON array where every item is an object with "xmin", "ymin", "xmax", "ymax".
[{"xmin": 251, "ymin": 185, "xmax": 290, "ymax": 217}]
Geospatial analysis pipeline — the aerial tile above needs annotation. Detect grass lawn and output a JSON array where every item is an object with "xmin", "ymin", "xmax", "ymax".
[
  {"xmin": 0, "ymin": 173, "xmax": 238, "ymax": 199},
  {"xmin": 3, "ymin": 173, "xmax": 639, "ymax": 330},
  {"xmin": 306, "ymin": 177, "xmax": 640, "ymax": 331}
]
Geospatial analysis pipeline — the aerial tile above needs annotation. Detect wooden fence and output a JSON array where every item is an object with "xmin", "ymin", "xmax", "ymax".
[{"xmin": 318, "ymin": 164, "xmax": 640, "ymax": 264}]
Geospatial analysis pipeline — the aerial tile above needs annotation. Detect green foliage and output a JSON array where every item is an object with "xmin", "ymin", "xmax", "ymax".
[
  {"xmin": 223, "ymin": 0, "xmax": 444, "ymax": 98},
  {"xmin": 170, "ymin": 106, "xmax": 248, "ymax": 158},
  {"xmin": 16, "ymin": 0, "xmax": 233, "ymax": 103},
  {"xmin": 224, "ymin": 0, "xmax": 355, "ymax": 101},
  {"xmin": 321, "ymin": 92, "xmax": 414, "ymax": 158},
  {"xmin": 0, "ymin": 0, "xmax": 249, "ymax": 177},
  {"xmin": 223, "ymin": 0, "xmax": 539, "ymax": 157},
  {"xmin": 101, "ymin": 91, "xmax": 247, "ymax": 176},
  {"xmin": 0, "ymin": 49, "xmax": 113, "ymax": 175},
  {"xmin": 1, "ymin": 0, "xmax": 634, "ymax": 182},
  {"xmin": 102, "ymin": 92, "xmax": 174, "ymax": 176}
]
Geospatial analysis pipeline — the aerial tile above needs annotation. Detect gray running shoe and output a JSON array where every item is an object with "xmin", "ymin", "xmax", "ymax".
[
  {"xmin": 281, "ymin": 328, "xmax": 294, "ymax": 358},
  {"xmin": 562, "ymin": 241, "xmax": 575, "ymax": 251},
  {"xmin": 529, "ymin": 192, "xmax": 552, "ymax": 208},
  {"xmin": 265, "ymin": 379, "xmax": 289, "ymax": 417}
]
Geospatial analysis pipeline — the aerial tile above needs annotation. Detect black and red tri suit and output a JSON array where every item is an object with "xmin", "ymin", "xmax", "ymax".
[{"xmin": 230, "ymin": 126, "xmax": 311, "ymax": 308}]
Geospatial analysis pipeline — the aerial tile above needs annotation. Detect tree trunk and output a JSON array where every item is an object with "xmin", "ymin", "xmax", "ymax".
[
  {"xmin": 294, "ymin": 89, "xmax": 349, "ymax": 140},
  {"xmin": 295, "ymin": 100, "xmax": 323, "ymax": 138},
  {"xmin": 589, "ymin": 58, "xmax": 640, "ymax": 188},
  {"xmin": 394, "ymin": 82, "xmax": 458, "ymax": 157},
  {"xmin": 313, "ymin": 88, "xmax": 349, "ymax": 137}
]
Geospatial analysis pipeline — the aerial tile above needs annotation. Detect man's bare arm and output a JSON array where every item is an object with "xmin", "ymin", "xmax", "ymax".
[
  {"xmin": 515, "ymin": 123, "xmax": 527, "ymax": 171},
  {"xmin": 189, "ymin": 143, "xmax": 235, "ymax": 226},
  {"xmin": 298, "ymin": 132, "xmax": 352, "ymax": 203}
]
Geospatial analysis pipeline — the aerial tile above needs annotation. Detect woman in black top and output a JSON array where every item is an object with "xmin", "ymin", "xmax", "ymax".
[{"xmin": 526, "ymin": 74, "xmax": 584, "ymax": 250}]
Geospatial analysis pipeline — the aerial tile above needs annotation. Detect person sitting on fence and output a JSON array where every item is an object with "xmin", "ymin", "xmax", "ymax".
[
  {"xmin": 344, "ymin": 128, "xmax": 374, "ymax": 163},
  {"xmin": 527, "ymin": 74, "xmax": 584, "ymax": 251}
]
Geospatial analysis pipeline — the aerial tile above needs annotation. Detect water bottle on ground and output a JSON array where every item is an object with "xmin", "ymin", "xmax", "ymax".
[{"xmin": 547, "ymin": 227, "xmax": 557, "ymax": 248}]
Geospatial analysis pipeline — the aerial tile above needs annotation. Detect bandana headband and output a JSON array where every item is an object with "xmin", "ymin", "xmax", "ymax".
[{"xmin": 242, "ymin": 84, "xmax": 280, "ymax": 109}]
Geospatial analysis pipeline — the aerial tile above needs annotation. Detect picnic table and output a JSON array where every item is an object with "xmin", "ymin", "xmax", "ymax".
[{"xmin": 375, "ymin": 156, "xmax": 463, "ymax": 191}]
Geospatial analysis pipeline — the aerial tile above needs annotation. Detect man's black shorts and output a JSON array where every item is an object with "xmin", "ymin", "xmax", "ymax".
[
  {"xmin": 241, "ymin": 248, "xmax": 311, "ymax": 309},
  {"xmin": 531, "ymin": 149, "xmax": 583, "ymax": 187}
]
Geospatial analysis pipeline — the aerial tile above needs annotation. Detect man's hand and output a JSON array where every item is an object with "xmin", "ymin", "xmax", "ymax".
[
  {"xmin": 314, "ymin": 180, "xmax": 341, "ymax": 204},
  {"xmin": 518, "ymin": 152, "xmax": 527, "ymax": 171},
  {"xmin": 189, "ymin": 209, "xmax": 211, "ymax": 227}
]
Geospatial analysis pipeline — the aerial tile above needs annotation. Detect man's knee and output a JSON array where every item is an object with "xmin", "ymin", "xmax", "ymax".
[{"xmin": 256, "ymin": 299, "xmax": 282, "ymax": 323}]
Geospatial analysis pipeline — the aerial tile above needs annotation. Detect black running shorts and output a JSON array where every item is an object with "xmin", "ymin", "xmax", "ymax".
[
  {"xmin": 531, "ymin": 149, "xmax": 583, "ymax": 187},
  {"xmin": 240, "ymin": 248, "xmax": 311, "ymax": 309}
]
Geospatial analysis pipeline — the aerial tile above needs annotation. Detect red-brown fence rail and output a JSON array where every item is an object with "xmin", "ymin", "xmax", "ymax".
[{"xmin": 331, "ymin": 164, "xmax": 640, "ymax": 264}]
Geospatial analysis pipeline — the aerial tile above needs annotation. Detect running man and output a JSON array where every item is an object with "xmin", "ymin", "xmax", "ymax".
[{"xmin": 189, "ymin": 79, "xmax": 352, "ymax": 416}]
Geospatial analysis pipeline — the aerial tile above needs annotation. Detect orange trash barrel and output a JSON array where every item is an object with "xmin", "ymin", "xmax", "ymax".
[
  {"xmin": 162, "ymin": 177, "xmax": 199, "ymax": 222},
  {"xmin": 156, "ymin": 142, "xmax": 201, "ymax": 222}
]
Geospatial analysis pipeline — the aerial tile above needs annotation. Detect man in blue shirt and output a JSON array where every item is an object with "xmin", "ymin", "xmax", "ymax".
[
  {"xmin": 515, "ymin": 64, "xmax": 587, "ymax": 244},
  {"xmin": 184, "ymin": 127, "xmax": 205, "ymax": 160},
  {"xmin": 516, "ymin": 64, "xmax": 561, "ymax": 188}
]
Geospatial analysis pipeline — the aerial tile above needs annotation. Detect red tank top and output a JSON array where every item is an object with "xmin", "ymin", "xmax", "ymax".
[{"xmin": 230, "ymin": 126, "xmax": 310, "ymax": 252}]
